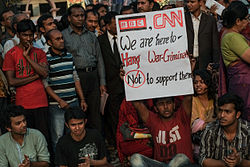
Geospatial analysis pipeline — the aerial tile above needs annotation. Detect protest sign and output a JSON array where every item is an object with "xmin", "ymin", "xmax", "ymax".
[{"xmin": 116, "ymin": 8, "xmax": 194, "ymax": 101}]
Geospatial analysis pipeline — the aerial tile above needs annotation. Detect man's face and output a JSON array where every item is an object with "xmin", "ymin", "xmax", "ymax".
[
  {"xmin": 48, "ymin": 30, "xmax": 64, "ymax": 51},
  {"xmin": 98, "ymin": 7, "xmax": 107, "ymax": 17},
  {"xmin": 66, "ymin": 119, "xmax": 86, "ymax": 137},
  {"xmin": 17, "ymin": 30, "xmax": 34, "ymax": 49},
  {"xmin": 1, "ymin": 11, "xmax": 14, "ymax": 29},
  {"xmin": 137, "ymin": 0, "xmax": 153, "ymax": 13},
  {"xmin": 68, "ymin": 7, "xmax": 85, "ymax": 28},
  {"xmin": 154, "ymin": 98, "xmax": 175, "ymax": 119},
  {"xmin": 41, "ymin": 17, "xmax": 57, "ymax": 33},
  {"xmin": 107, "ymin": 18, "xmax": 117, "ymax": 35},
  {"xmin": 85, "ymin": 12, "xmax": 98, "ymax": 32},
  {"xmin": 218, "ymin": 103, "xmax": 240, "ymax": 127},
  {"xmin": 187, "ymin": 0, "xmax": 202, "ymax": 14},
  {"xmin": 7, "ymin": 115, "xmax": 27, "ymax": 135}
]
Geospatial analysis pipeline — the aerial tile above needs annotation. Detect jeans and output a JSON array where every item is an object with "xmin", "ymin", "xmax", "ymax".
[
  {"xmin": 130, "ymin": 153, "xmax": 195, "ymax": 167},
  {"xmin": 49, "ymin": 100, "xmax": 79, "ymax": 153}
]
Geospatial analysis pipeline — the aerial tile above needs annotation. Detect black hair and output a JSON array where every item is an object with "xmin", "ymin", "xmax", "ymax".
[
  {"xmin": 85, "ymin": 9, "xmax": 99, "ymax": 19},
  {"xmin": 94, "ymin": 4, "xmax": 109, "ymax": 14},
  {"xmin": 4, "ymin": 104, "xmax": 25, "ymax": 128},
  {"xmin": 11, "ymin": 13, "xmax": 27, "ymax": 33},
  {"xmin": 193, "ymin": 69, "xmax": 216, "ymax": 100},
  {"xmin": 17, "ymin": 19, "xmax": 36, "ymax": 33},
  {"xmin": 67, "ymin": 4, "xmax": 85, "ymax": 16},
  {"xmin": 57, "ymin": 13, "xmax": 69, "ymax": 31},
  {"xmin": 218, "ymin": 93, "xmax": 244, "ymax": 112},
  {"xmin": 222, "ymin": 1, "xmax": 248, "ymax": 28},
  {"xmin": 153, "ymin": 97, "xmax": 174, "ymax": 106},
  {"xmin": 104, "ymin": 11, "xmax": 118, "ymax": 25},
  {"xmin": 120, "ymin": 5, "xmax": 134, "ymax": 14},
  {"xmin": 0, "ymin": 9, "xmax": 13, "ymax": 22},
  {"xmin": 64, "ymin": 107, "xmax": 87, "ymax": 124},
  {"xmin": 152, "ymin": 2, "xmax": 161, "ymax": 11},
  {"xmin": 37, "ymin": 14, "xmax": 53, "ymax": 30}
]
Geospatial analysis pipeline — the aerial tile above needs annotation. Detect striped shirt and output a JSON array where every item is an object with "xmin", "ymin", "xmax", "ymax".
[
  {"xmin": 45, "ymin": 48, "xmax": 79, "ymax": 105},
  {"xmin": 199, "ymin": 119, "xmax": 250, "ymax": 166}
]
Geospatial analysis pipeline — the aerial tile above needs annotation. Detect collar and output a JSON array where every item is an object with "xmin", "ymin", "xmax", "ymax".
[
  {"xmin": 191, "ymin": 12, "xmax": 201, "ymax": 21},
  {"xmin": 219, "ymin": 119, "xmax": 242, "ymax": 141},
  {"xmin": 8, "ymin": 128, "xmax": 29, "ymax": 146},
  {"xmin": 48, "ymin": 47, "xmax": 67, "ymax": 57},
  {"xmin": 107, "ymin": 31, "xmax": 116, "ymax": 41},
  {"xmin": 68, "ymin": 25, "xmax": 88, "ymax": 35}
]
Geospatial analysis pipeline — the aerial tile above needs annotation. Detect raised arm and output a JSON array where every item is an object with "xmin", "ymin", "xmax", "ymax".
[{"xmin": 132, "ymin": 100, "xmax": 150, "ymax": 123}]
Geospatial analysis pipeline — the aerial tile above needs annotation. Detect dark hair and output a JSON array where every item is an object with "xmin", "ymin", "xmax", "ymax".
[
  {"xmin": 152, "ymin": 2, "xmax": 161, "ymax": 11},
  {"xmin": 57, "ymin": 13, "xmax": 69, "ymax": 31},
  {"xmin": 4, "ymin": 104, "xmax": 25, "ymax": 128},
  {"xmin": 222, "ymin": 1, "xmax": 248, "ymax": 28},
  {"xmin": 104, "ymin": 11, "xmax": 118, "ymax": 25},
  {"xmin": 11, "ymin": 13, "xmax": 27, "ymax": 33},
  {"xmin": 85, "ymin": 9, "xmax": 99, "ymax": 19},
  {"xmin": 64, "ymin": 107, "xmax": 87, "ymax": 124},
  {"xmin": 218, "ymin": 93, "xmax": 244, "ymax": 112},
  {"xmin": 120, "ymin": 5, "xmax": 134, "ymax": 14},
  {"xmin": 68, "ymin": 4, "xmax": 85, "ymax": 16},
  {"xmin": 153, "ymin": 97, "xmax": 174, "ymax": 106},
  {"xmin": 94, "ymin": 4, "xmax": 109, "ymax": 13},
  {"xmin": 193, "ymin": 69, "xmax": 216, "ymax": 100},
  {"xmin": 86, "ymin": 4, "xmax": 95, "ymax": 10},
  {"xmin": 0, "ymin": 9, "xmax": 13, "ymax": 22},
  {"xmin": 37, "ymin": 14, "xmax": 53, "ymax": 30},
  {"xmin": 17, "ymin": 19, "xmax": 36, "ymax": 33}
]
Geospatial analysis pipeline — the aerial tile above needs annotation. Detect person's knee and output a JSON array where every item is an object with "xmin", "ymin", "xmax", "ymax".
[
  {"xmin": 130, "ymin": 153, "xmax": 144, "ymax": 167},
  {"xmin": 169, "ymin": 153, "xmax": 190, "ymax": 167}
]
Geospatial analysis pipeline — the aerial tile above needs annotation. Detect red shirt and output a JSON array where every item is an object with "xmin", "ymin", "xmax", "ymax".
[
  {"xmin": 3, "ymin": 46, "xmax": 48, "ymax": 109},
  {"xmin": 146, "ymin": 105, "xmax": 193, "ymax": 163}
]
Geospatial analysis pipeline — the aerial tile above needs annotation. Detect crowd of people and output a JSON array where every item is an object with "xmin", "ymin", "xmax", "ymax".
[{"xmin": 0, "ymin": 0, "xmax": 249, "ymax": 166}]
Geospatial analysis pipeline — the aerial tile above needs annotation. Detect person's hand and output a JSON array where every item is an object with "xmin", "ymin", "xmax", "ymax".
[
  {"xmin": 23, "ymin": 43, "xmax": 32, "ymax": 59},
  {"xmin": 80, "ymin": 99, "xmax": 88, "ymax": 112},
  {"xmin": 207, "ymin": 63, "xmax": 213, "ymax": 73},
  {"xmin": 186, "ymin": 51, "xmax": 196, "ymax": 72},
  {"xmin": 19, "ymin": 155, "xmax": 30, "ymax": 167},
  {"xmin": 100, "ymin": 85, "xmax": 107, "ymax": 96},
  {"xmin": 58, "ymin": 99, "xmax": 69, "ymax": 109},
  {"xmin": 120, "ymin": 64, "xmax": 125, "ymax": 80},
  {"xmin": 78, "ymin": 157, "xmax": 90, "ymax": 167},
  {"xmin": 210, "ymin": 4, "xmax": 218, "ymax": 16},
  {"xmin": 223, "ymin": 148, "xmax": 241, "ymax": 167}
]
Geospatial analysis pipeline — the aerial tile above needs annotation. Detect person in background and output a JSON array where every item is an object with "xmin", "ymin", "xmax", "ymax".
[{"xmin": 0, "ymin": 9, "xmax": 15, "ymax": 46}]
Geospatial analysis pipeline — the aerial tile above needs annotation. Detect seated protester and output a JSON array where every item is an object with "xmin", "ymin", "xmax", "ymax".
[
  {"xmin": 0, "ymin": 104, "xmax": 50, "ymax": 167},
  {"xmin": 200, "ymin": 93, "xmax": 250, "ymax": 167},
  {"xmin": 116, "ymin": 99, "xmax": 153, "ymax": 163},
  {"xmin": 55, "ymin": 107, "xmax": 108, "ymax": 167},
  {"xmin": 192, "ymin": 69, "xmax": 216, "ymax": 161},
  {"xmin": 130, "ymin": 95, "xmax": 197, "ymax": 167}
]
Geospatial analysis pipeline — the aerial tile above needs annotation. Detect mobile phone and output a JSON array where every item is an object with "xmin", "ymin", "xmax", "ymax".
[
  {"xmin": 78, "ymin": 158, "xmax": 85, "ymax": 164},
  {"xmin": 227, "ymin": 149, "xmax": 233, "ymax": 156}
]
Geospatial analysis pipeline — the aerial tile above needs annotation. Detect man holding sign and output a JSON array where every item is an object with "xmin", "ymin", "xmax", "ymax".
[{"xmin": 128, "ymin": 57, "xmax": 197, "ymax": 167}]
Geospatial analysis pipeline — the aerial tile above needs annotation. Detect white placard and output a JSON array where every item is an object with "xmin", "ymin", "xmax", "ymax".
[
  {"xmin": 116, "ymin": 8, "xmax": 194, "ymax": 101},
  {"xmin": 205, "ymin": 0, "xmax": 225, "ymax": 16}
]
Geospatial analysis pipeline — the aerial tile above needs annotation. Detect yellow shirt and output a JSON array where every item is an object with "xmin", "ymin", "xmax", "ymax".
[{"xmin": 191, "ymin": 97, "xmax": 215, "ymax": 125}]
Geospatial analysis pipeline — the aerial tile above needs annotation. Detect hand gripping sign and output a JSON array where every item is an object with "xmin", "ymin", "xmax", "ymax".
[{"xmin": 116, "ymin": 8, "xmax": 194, "ymax": 101}]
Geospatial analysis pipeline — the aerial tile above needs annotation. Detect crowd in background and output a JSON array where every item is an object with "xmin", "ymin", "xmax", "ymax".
[{"xmin": 0, "ymin": 0, "xmax": 249, "ymax": 166}]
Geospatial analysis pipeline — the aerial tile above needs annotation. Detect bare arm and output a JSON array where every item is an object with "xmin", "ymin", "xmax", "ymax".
[
  {"xmin": 45, "ymin": 86, "xmax": 69, "ymax": 109},
  {"xmin": 90, "ymin": 157, "xmax": 107, "ymax": 166},
  {"xmin": 30, "ymin": 161, "xmax": 49, "ymax": 167},
  {"xmin": 75, "ymin": 80, "xmax": 87, "ymax": 111},
  {"xmin": 182, "ymin": 95, "xmax": 192, "ymax": 118},
  {"xmin": 241, "ymin": 48, "xmax": 250, "ymax": 64},
  {"xmin": 202, "ymin": 159, "xmax": 226, "ymax": 167},
  {"xmin": 132, "ymin": 100, "xmax": 150, "ymax": 123},
  {"xmin": 239, "ymin": 159, "xmax": 250, "ymax": 167},
  {"xmin": 6, "ymin": 70, "xmax": 39, "ymax": 87},
  {"xmin": 23, "ymin": 46, "xmax": 48, "ymax": 78}
]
